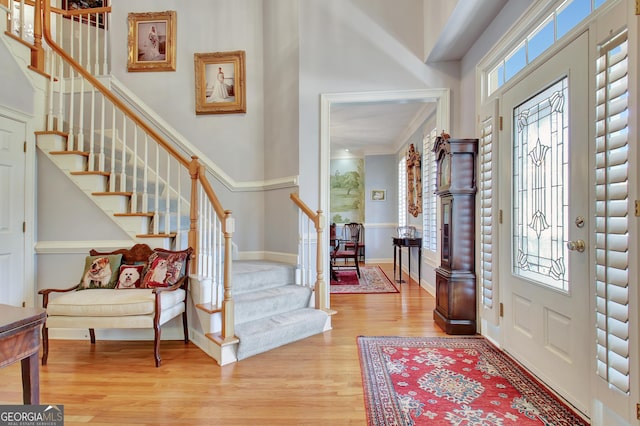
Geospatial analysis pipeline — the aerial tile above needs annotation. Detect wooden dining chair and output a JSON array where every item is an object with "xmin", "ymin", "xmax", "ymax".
[
  {"xmin": 343, "ymin": 223, "xmax": 364, "ymax": 262},
  {"xmin": 331, "ymin": 223, "xmax": 361, "ymax": 278}
]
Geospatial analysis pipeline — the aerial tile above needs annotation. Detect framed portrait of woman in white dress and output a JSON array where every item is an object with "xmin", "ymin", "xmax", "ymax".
[
  {"xmin": 127, "ymin": 11, "xmax": 176, "ymax": 72},
  {"xmin": 194, "ymin": 51, "xmax": 246, "ymax": 114}
]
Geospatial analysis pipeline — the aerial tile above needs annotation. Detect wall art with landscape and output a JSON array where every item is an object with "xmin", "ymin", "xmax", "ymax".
[{"xmin": 330, "ymin": 158, "xmax": 364, "ymax": 225}]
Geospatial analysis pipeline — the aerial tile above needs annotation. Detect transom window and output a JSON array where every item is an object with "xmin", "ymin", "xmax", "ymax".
[{"xmin": 488, "ymin": 0, "xmax": 611, "ymax": 96}]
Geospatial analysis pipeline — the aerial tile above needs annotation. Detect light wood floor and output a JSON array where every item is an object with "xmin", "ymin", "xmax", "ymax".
[{"xmin": 0, "ymin": 263, "xmax": 446, "ymax": 425}]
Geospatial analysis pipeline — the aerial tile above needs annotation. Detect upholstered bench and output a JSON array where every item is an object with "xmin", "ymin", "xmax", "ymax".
[{"xmin": 38, "ymin": 244, "xmax": 193, "ymax": 367}]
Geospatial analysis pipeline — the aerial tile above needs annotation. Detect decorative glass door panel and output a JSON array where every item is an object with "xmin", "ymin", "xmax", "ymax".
[{"xmin": 512, "ymin": 78, "xmax": 569, "ymax": 291}]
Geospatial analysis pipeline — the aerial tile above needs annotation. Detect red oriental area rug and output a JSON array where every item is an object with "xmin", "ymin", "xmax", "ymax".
[
  {"xmin": 357, "ymin": 336, "xmax": 588, "ymax": 426},
  {"xmin": 330, "ymin": 266, "xmax": 399, "ymax": 294}
]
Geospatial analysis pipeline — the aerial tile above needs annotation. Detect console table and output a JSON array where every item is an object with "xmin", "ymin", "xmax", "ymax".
[
  {"xmin": 0, "ymin": 304, "xmax": 46, "ymax": 404},
  {"xmin": 392, "ymin": 237, "xmax": 422, "ymax": 284}
]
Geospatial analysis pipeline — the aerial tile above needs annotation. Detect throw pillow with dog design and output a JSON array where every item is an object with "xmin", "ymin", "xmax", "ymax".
[
  {"xmin": 115, "ymin": 264, "xmax": 145, "ymax": 289},
  {"xmin": 77, "ymin": 254, "xmax": 123, "ymax": 290}
]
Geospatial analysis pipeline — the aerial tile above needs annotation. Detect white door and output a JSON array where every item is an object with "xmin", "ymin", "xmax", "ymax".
[
  {"xmin": 0, "ymin": 115, "xmax": 26, "ymax": 306},
  {"xmin": 500, "ymin": 32, "xmax": 590, "ymax": 415}
]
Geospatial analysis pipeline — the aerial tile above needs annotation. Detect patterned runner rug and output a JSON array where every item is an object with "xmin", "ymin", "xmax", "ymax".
[
  {"xmin": 357, "ymin": 336, "xmax": 588, "ymax": 425},
  {"xmin": 330, "ymin": 266, "xmax": 399, "ymax": 294}
]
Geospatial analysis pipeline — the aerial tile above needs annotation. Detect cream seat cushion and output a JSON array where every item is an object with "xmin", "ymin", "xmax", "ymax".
[{"xmin": 46, "ymin": 288, "xmax": 186, "ymax": 317}]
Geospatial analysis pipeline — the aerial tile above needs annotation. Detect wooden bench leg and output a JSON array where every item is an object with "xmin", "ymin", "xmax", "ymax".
[
  {"xmin": 89, "ymin": 328, "xmax": 96, "ymax": 343},
  {"xmin": 41, "ymin": 326, "xmax": 49, "ymax": 366},
  {"xmin": 154, "ymin": 324, "xmax": 161, "ymax": 367},
  {"xmin": 182, "ymin": 309, "xmax": 189, "ymax": 344}
]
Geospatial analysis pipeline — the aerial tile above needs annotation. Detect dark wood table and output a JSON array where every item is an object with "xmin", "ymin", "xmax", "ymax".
[
  {"xmin": 393, "ymin": 237, "xmax": 422, "ymax": 284},
  {"xmin": 0, "ymin": 304, "xmax": 46, "ymax": 404}
]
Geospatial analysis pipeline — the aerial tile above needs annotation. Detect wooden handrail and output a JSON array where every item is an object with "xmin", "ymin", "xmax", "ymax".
[{"xmin": 290, "ymin": 192, "xmax": 320, "ymax": 227}]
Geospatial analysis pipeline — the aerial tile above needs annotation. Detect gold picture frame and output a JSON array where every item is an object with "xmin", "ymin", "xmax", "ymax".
[
  {"xmin": 127, "ymin": 11, "xmax": 176, "ymax": 72},
  {"xmin": 194, "ymin": 51, "xmax": 246, "ymax": 114}
]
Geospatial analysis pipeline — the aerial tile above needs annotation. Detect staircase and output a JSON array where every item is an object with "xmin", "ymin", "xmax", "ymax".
[
  {"xmin": 36, "ymin": 130, "xmax": 186, "ymax": 249},
  {"xmin": 231, "ymin": 261, "xmax": 329, "ymax": 360},
  {"xmin": 3, "ymin": 0, "xmax": 332, "ymax": 365}
]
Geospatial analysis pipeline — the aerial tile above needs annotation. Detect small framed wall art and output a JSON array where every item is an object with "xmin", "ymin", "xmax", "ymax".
[
  {"xmin": 371, "ymin": 189, "xmax": 386, "ymax": 201},
  {"xmin": 127, "ymin": 11, "xmax": 176, "ymax": 72},
  {"xmin": 194, "ymin": 50, "xmax": 246, "ymax": 114}
]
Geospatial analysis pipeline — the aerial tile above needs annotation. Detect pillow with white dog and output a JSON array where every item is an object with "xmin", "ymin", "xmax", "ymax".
[
  {"xmin": 140, "ymin": 250, "xmax": 188, "ymax": 288},
  {"xmin": 115, "ymin": 264, "xmax": 145, "ymax": 289},
  {"xmin": 77, "ymin": 254, "xmax": 123, "ymax": 290}
]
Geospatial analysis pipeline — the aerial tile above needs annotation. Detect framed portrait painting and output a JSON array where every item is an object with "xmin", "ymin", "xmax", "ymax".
[
  {"xmin": 194, "ymin": 50, "xmax": 246, "ymax": 114},
  {"xmin": 127, "ymin": 11, "xmax": 176, "ymax": 72}
]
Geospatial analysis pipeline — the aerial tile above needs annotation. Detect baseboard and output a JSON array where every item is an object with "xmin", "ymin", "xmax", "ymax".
[{"xmin": 237, "ymin": 250, "xmax": 297, "ymax": 264}]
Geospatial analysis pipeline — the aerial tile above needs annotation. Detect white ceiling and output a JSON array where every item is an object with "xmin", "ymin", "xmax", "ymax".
[{"xmin": 330, "ymin": 0, "xmax": 509, "ymax": 157}]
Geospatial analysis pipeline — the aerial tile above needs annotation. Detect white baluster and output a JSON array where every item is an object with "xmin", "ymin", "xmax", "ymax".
[
  {"xmin": 103, "ymin": 11, "xmax": 109, "ymax": 74},
  {"xmin": 153, "ymin": 145, "xmax": 160, "ymax": 234},
  {"xmin": 46, "ymin": 50, "xmax": 54, "ymax": 131},
  {"xmin": 57, "ymin": 54, "xmax": 64, "ymax": 133},
  {"xmin": 77, "ymin": 21, "xmax": 85, "ymax": 153},
  {"xmin": 119, "ymin": 118, "xmax": 126, "ymax": 192},
  {"xmin": 109, "ymin": 104, "xmax": 116, "ymax": 192},
  {"xmin": 94, "ymin": 13, "xmax": 99, "ymax": 75},
  {"xmin": 88, "ymin": 80, "xmax": 95, "ymax": 171},
  {"xmin": 131, "ymin": 126, "xmax": 138, "ymax": 212},
  {"xmin": 164, "ymin": 155, "xmax": 171, "ymax": 235},
  {"xmin": 142, "ymin": 134, "xmax": 148, "ymax": 212},
  {"xmin": 99, "ymin": 93, "xmax": 105, "ymax": 171},
  {"xmin": 176, "ymin": 163, "xmax": 182, "ymax": 238}
]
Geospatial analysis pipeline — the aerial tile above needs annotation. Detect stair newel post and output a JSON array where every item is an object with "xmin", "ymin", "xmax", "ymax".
[
  {"xmin": 188, "ymin": 156, "xmax": 201, "ymax": 275},
  {"xmin": 314, "ymin": 211, "xmax": 327, "ymax": 311},
  {"xmin": 32, "ymin": 0, "xmax": 45, "ymax": 73},
  {"xmin": 222, "ymin": 210, "xmax": 235, "ymax": 341}
]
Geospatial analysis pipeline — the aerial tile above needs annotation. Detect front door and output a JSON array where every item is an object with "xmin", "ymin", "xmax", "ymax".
[
  {"xmin": 500, "ymin": 32, "xmax": 590, "ymax": 415},
  {"xmin": 0, "ymin": 115, "xmax": 26, "ymax": 306}
]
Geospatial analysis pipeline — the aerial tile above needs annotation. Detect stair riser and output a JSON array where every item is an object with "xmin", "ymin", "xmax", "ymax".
[
  {"xmin": 234, "ymin": 285, "xmax": 312, "ymax": 325},
  {"xmin": 49, "ymin": 154, "xmax": 86, "ymax": 173},
  {"xmin": 232, "ymin": 262, "xmax": 297, "ymax": 295},
  {"xmin": 113, "ymin": 215, "xmax": 150, "ymax": 234},
  {"xmin": 37, "ymin": 134, "xmax": 67, "ymax": 152},
  {"xmin": 235, "ymin": 308, "xmax": 329, "ymax": 360},
  {"xmin": 69, "ymin": 173, "xmax": 107, "ymax": 193},
  {"xmin": 93, "ymin": 195, "xmax": 129, "ymax": 213}
]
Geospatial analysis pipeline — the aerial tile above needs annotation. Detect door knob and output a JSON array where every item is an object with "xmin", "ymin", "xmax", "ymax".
[{"xmin": 566, "ymin": 239, "xmax": 585, "ymax": 252}]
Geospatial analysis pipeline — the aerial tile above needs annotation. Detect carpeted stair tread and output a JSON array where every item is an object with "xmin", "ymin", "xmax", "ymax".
[
  {"xmin": 232, "ymin": 260, "xmax": 296, "ymax": 294},
  {"xmin": 235, "ymin": 308, "xmax": 328, "ymax": 360},
  {"xmin": 234, "ymin": 284, "xmax": 312, "ymax": 325}
]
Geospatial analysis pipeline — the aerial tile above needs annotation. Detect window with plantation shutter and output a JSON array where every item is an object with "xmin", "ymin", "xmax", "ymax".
[
  {"xmin": 594, "ymin": 31, "xmax": 629, "ymax": 394},
  {"xmin": 423, "ymin": 129, "xmax": 437, "ymax": 253},
  {"xmin": 479, "ymin": 115, "xmax": 495, "ymax": 312}
]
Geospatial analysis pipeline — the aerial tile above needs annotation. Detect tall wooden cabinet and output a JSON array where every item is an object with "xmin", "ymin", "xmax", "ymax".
[{"xmin": 432, "ymin": 136, "xmax": 477, "ymax": 335}]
